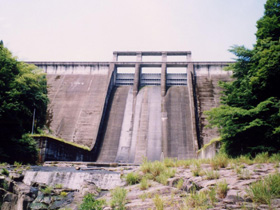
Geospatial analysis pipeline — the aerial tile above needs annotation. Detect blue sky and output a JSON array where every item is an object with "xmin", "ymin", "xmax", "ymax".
[{"xmin": 0, "ymin": 0, "xmax": 266, "ymax": 61}]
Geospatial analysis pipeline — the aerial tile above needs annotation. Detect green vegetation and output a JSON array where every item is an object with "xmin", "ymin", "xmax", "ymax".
[
  {"xmin": 31, "ymin": 134, "xmax": 90, "ymax": 151},
  {"xmin": 210, "ymin": 153, "xmax": 229, "ymax": 169},
  {"xmin": 247, "ymin": 173, "xmax": 280, "ymax": 205},
  {"xmin": 79, "ymin": 193, "xmax": 106, "ymax": 210},
  {"xmin": 217, "ymin": 180, "xmax": 228, "ymax": 199},
  {"xmin": 41, "ymin": 186, "xmax": 53, "ymax": 195},
  {"xmin": 55, "ymin": 184, "xmax": 63, "ymax": 189},
  {"xmin": 125, "ymin": 172, "xmax": 140, "ymax": 185},
  {"xmin": 176, "ymin": 178, "xmax": 184, "ymax": 190},
  {"xmin": 184, "ymin": 189, "xmax": 213, "ymax": 210},
  {"xmin": 204, "ymin": 169, "xmax": 220, "ymax": 180},
  {"xmin": 205, "ymin": 0, "xmax": 280, "ymax": 157},
  {"xmin": 153, "ymin": 194, "xmax": 164, "ymax": 210},
  {"xmin": 60, "ymin": 191, "xmax": 68, "ymax": 197},
  {"xmin": 0, "ymin": 168, "xmax": 9, "ymax": 176},
  {"xmin": 110, "ymin": 187, "xmax": 127, "ymax": 210},
  {"xmin": 140, "ymin": 177, "xmax": 150, "ymax": 190},
  {"xmin": 190, "ymin": 162, "xmax": 202, "ymax": 177},
  {"xmin": 0, "ymin": 41, "xmax": 48, "ymax": 163},
  {"xmin": 140, "ymin": 158, "xmax": 176, "ymax": 185}
]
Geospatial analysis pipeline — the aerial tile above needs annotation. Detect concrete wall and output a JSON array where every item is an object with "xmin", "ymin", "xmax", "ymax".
[
  {"xmin": 193, "ymin": 64, "xmax": 233, "ymax": 146},
  {"xmin": 36, "ymin": 136, "xmax": 93, "ymax": 162},
  {"xmin": 30, "ymin": 60, "xmax": 233, "ymax": 162}
]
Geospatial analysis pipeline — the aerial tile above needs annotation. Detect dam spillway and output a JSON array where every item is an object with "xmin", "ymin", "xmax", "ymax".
[{"xmin": 28, "ymin": 51, "xmax": 233, "ymax": 163}]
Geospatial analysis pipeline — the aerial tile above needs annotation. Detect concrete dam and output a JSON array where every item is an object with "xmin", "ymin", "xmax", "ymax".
[{"xmin": 29, "ymin": 51, "xmax": 232, "ymax": 163}]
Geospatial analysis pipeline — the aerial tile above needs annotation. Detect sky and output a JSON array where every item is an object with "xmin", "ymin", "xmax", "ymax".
[{"xmin": 0, "ymin": 0, "xmax": 267, "ymax": 62}]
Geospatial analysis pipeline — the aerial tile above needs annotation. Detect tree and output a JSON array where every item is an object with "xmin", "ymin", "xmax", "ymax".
[
  {"xmin": 206, "ymin": 0, "xmax": 280, "ymax": 157},
  {"xmin": 0, "ymin": 41, "xmax": 48, "ymax": 163}
]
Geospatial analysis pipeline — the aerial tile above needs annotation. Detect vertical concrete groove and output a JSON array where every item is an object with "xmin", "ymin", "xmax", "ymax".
[{"xmin": 187, "ymin": 64, "xmax": 199, "ymax": 154}]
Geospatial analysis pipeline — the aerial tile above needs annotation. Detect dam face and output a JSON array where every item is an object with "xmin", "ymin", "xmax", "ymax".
[{"xmin": 29, "ymin": 51, "xmax": 232, "ymax": 163}]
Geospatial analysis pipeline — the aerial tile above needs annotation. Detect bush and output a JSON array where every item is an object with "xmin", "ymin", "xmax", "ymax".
[
  {"xmin": 79, "ymin": 193, "xmax": 105, "ymax": 210},
  {"xmin": 110, "ymin": 187, "xmax": 127, "ymax": 210},
  {"xmin": 125, "ymin": 172, "xmax": 140, "ymax": 185}
]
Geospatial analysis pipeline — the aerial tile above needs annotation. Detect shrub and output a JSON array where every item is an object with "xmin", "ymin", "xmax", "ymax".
[
  {"xmin": 79, "ymin": 193, "xmax": 105, "ymax": 210},
  {"xmin": 217, "ymin": 180, "xmax": 228, "ymax": 199},
  {"xmin": 110, "ymin": 187, "xmax": 127, "ymax": 210},
  {"xmin": 125, "ymin": 172, "xmax": 140, "ymax": 185}
]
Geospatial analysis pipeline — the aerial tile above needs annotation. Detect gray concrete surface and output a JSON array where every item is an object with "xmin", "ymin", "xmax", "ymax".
[
  {"xmin": 46, "ymin": 74, "xmax": 108, "ymax": 147},
  {"xmin": 164, "ymin": 86, "xmax": 195, "ymax": 159},
  {"xmin": 29, "ymin": 52, "xmax": 233, "ymax": 163},
  {"xmin": 97, "ymin": 86, "xmax": 130, "ymax": 162}
]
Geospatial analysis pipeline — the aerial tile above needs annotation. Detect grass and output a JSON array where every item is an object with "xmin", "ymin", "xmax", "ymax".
[
  {"xmin": 55, "ymin": 184, "xmax": 63, "ymax": 189},
  {"xmin": 217, "ymin": 180, "xmax": 228, "ymax": 199},
  {"xmin": 125, "ymin": 172, "xmax": 140, "ymax": 185},
  {"xmin": 110, "ymin": 187, "xmax": 127, "ymax": 210},
  {"xmin": 184, "ymin": 190, "xmax": 212, "ymax": 210},
  {"xmin": 60, "ymin": 191, "xmax": 68, "ymax": 197},
  {"xmin": 210, "ymin": 153, "xmax": 229, "ymax": 170},
  {"xmin": 140, "ymin": 177, "xmax": 150, "ymax": 190},
  {"xmin": 153, "ymin": 194, "xmax": 164, "ymax": 210},
  {"xmin": 246, "ymin": 173, "xmax": 280, "ymax": 205},
  {"xmin": 190, "ymin": 162, "xmax": 202, "ymax": 177},
  {"xmin": 140, "ymin": 159, "xmax": 176, "ymax": 185},
  {"xmin": 79, "ymin": 193, "xmax": 106, "ymax": 210},
  {"xmin": 1, "ymin": 168, "xmax": 9, "ymax": 176},
  {"xmin": 176, "ymin": 178, "xmax": 184, "ymax": 190},
  {"xmin": 41, "ymin": 186, "xmax": 53, "ymax": 195},
  {"xmin": 238, "ymin": 169, "xmax": 251, "ymax": 180},
  {"xmin": 204, "ymin": 169, "xmax": 220, "ymax": 180}
]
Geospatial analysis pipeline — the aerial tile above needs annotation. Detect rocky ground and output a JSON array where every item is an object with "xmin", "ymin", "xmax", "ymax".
[{"xmin": 0, "ymin": 159, "xmax": 280, "ymax": 210}]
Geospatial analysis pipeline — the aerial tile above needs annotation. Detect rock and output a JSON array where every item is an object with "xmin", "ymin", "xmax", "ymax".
[
  {"xmin": 42, "ymin": 195, "xmax": 52, "ymax": 204},
  {"xmin": 29, "ymin": 202, "xmax": 48, "ymax": 210},
  {"xmin": 3, "ymin": 192, "xmax": 17, "ymax": 202},
  {"xmin": 224, "ymin": 190, "xmax": 244, "ymax": 204}
]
